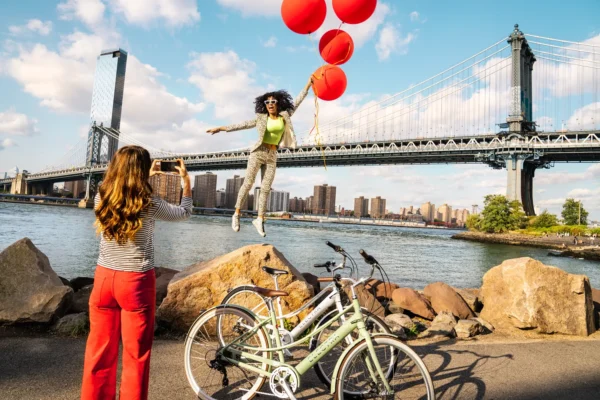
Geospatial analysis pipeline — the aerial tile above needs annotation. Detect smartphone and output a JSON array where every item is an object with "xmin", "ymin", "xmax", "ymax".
[{"xmin": 159, "ymin": 160, "xmax": 180, "ymax": 173}]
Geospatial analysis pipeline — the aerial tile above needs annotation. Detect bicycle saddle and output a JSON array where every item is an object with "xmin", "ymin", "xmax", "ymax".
[
  {"xmin": 262, "ymin": 266, "xmax": 289, "ymax": 276},
  {"xmin": 250, "ymin": 286, "xmax": 289, "ymax": 298}
]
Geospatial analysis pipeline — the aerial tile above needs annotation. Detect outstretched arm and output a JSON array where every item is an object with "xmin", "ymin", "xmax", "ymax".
[
  {"xmin": 207, "ymin": 118, "xmax": 257, "ymax": 135},
  {"xmin": 288, "ymin": 77, "xmax": 314, "ymax": 117}
]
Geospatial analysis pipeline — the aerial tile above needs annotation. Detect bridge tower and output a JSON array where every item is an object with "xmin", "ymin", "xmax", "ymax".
[
  {"xmin": 503, "ymin": 25, "xmax": 545, "ymax": 216},
  {"xmin": 481, "ymin": 25, "xmax": 550, "ymax": 216},
  {"xmin": 83, "ymin": 48, "xmax": 128, "ymax": 203}
]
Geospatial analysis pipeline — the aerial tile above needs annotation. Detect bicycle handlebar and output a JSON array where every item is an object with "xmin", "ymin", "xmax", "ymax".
[
  {"xmin": 326, "ymin": 241, "xmax": 343, "ymax": 253},
  {"xmin": 313, "ymin": 261, "xmax": 332, "ymax": 268},
  {"xmin": 359, "ymin": 249, "xmax": 378, "ymax": 266}
]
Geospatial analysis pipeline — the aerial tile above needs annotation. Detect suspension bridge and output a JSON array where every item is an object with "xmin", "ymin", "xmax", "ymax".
[{"xmin": 2, "ymin": 25, "xmax": 599, "ymax": 216}]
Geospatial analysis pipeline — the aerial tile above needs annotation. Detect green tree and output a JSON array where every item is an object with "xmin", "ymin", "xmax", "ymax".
[
  {"xmin": 480, "ymin": 195, "xmax": 513, "ymax": 233},
  {"xmin": 509, "ymin": 200, "xmax": 528, "ymax": 229},
  {"xmin": 465, "ymin": 214, "xmax": 482, "ymax": 231},
  {"xmin": 479, "ymin": 195, "xmax": 527, "ymax": 233},
  {"xmin": 561, "ymin": 198, "xmax": 588, "ymax": 225},
  {"xmin": 531, "ymin": 210, "xmax": 558, "ymax": 228}
]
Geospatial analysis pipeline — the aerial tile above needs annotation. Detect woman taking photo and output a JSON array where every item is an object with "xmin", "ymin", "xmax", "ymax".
[
  {"xmin": 81, "ymin": 146, "xmax": 192, "ymax": 400},
  {"xmin": 207, "ymin": 78, "xmax": 313, "ymax": 237}
]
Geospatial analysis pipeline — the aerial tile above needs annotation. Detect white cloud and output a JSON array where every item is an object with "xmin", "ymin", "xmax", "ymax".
[
  {"xmin": 536, "ymin": 189, "xmax": 546, "ymax": 193},
  {"xmin": 108, "ymin": 0, "xmax": 200, "ymax": 26},
  {"xmin": 566, "ymin": 102, "xmax": 600, "ymax": 131},
  {"xmin": 536, "ymin": 198, "xmax": 566, "ymax": 207},
  {"xmin": 5, "ymin": 31, "xmax": 206, "ymax": 156},
  {"xmin": 58, "ymin": 0, "xmax": 106, "ymax": 27},
  {"xmin": 0, "ymin": 108, "xmax": 39, "ymax": 136},
  {"xmin": 376, "ymin": 24, "xmax": 416, "ymax": 61},
  {"xmin": 537, "ymin": 164, "xmax": 599, "ymax": 185},
  {"xmin": 187, "ymin": 50, "xmax": 263, "ymax": 121},
  {"xmin": 409, "ymin": 11, "xmax": 419, "ymax": 21},
  {"xmin": 7, "ymin": 42, "xmax": 96, "ymax": 112},
  {"xmin": 216, "ymin": 0, "xmax": 282, "ymax": 17},
  {"xmin": 262, "ymin": 36, "xmax": 277, "ymax": 48},
  {"xmin": 567, "ymin": 187, "xmax": 599, "ymax": 198},
  {"xmin": 0, "ymin": 138, "xmax": 17, "ymax": 150},
  {"xmin": 9, "ymin": 20, "xmax": 53, "ymax": 36}
]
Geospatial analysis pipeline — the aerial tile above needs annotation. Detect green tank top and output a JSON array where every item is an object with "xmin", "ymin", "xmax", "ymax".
[{"xmin": 263, "ymin": 116, "xmax": 285, "ymax": 146}]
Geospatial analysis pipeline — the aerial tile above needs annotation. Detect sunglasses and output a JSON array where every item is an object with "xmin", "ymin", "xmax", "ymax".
[{"xmin": 264, "ymin": 100, "xmax": 278, "ymax": 105}]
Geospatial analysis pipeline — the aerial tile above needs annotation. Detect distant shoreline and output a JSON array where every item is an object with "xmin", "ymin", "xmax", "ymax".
[
  {"xmin": 453, "ymin": 231, "xmax": 600, "ymax": 262},
  {"xmin": 0, "ymin": 199, "xmax": 78, "ymax": 208}
]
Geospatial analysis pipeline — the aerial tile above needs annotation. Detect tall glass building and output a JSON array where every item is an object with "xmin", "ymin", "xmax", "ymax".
[{"xmin": 86, "ymin": 48, "xmax": 128, "ymax": 165}]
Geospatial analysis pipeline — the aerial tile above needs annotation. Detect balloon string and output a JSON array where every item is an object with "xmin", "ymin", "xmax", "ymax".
[{"xmin": 307, "ymin": 22, "xmax": 346, "ymax": 170}]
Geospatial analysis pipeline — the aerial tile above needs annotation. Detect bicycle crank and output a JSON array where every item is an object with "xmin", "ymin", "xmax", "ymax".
[{"xmin": 269, "ymin": 366, "xmax": 299, "ymax": 399}]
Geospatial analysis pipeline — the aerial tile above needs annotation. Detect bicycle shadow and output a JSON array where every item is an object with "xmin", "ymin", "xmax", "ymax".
[{"xmin": 412, "ymin": 339, "xmax": 514, "ymax": 400}]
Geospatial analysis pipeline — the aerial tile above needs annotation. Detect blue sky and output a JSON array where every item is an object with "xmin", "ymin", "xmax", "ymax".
[{"xmin": 1, "ymin": 0, "xmax": 599, "ymax": 219}]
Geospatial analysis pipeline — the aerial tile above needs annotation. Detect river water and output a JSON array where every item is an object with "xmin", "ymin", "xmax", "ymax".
[{"xmin": 1, "ymin": 202, "xmax": 598, "ymax": 289}]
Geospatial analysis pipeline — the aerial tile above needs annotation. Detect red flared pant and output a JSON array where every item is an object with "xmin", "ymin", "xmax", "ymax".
[{"xmin": 81, "ymin": 265, "xmax": 156, "ymax": 400}]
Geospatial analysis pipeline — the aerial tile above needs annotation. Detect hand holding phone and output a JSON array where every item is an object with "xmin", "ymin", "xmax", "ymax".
[{"xmin": 159, "ymin": 160, "xmax": 180, "ymax": 173}]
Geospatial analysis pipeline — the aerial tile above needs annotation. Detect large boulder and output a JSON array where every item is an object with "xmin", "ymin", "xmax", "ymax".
[
  {"xmin": 70, "ymin": 285, "xmax": 93, "ymax": 314},
  {"xmin": 365, "ymin": 279, "xmax": 399, "ymax": 301},
  {"xmin": 302, "ymin": 272, "xmax": 320, "ymax": 295},
  {"xmin": 454, "ymin": 319, "xmax": 483, "ymax": 339},
  {"xmin": 0, "ymin": 238, "xmax": 73, "ymax": 324},
  {"xmin": 391, "ymin": 288, "xmax": 436, "ymax": 320},
  {"xmin": 155, "ymin": 267, "xmax": 178, "ymax": 307},
  {"xmin": 592, "ymin": 288, "xmax": 600, "ymax": 330},
  {"xmin": 424, "ymin": 282, "xmax": 475, "ymax": 320},
  {"xmin": 455, "ymin": 288, "xmax": 483, "ymax": 313},
  {"xmin": 69, "ymin": 277, "xmax": 94, "ymax": 292},
  {"xmin": 419, "ymin": 311, "xmax": 456, "ymax": 339},
  {"xmin": 342, "ymin": 282, "xmax": 385, "ymax": 318},
  {"xmin": 51, "ymin": 312, "xmax": 89, "ymax": 337},
  {"xmin": 157, "ymin": 245, "xmax": 314, "ymax": 331},
  {"xmin": 480, "ymin": 257, "xmax": 595, "ymax": 336}
]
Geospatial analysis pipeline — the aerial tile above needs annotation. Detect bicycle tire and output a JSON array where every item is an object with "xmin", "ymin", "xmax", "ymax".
[
  {"xmin": 312, "ymin": 309, "xmax": 392, "ymax": 392},
  {"xmin": 184, "ymin": 305, "xmax": 271, "ymax": 399},
  {"xmin": 334, "ymin": 335, "xmax": 435, "ymax": 400}
]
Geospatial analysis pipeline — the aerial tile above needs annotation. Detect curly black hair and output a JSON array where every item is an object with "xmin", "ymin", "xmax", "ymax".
[{"xmin": 254, "ymin": 90, "xmax": 295, "ymax": 114}]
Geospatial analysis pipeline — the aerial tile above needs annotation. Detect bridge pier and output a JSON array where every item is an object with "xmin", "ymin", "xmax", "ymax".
[
  {"xmin": 9, "ymin": 173, "xmax": 29, "ymax": 195},
  {"xmin": 505, "ymin": 155, "xmax": 537, "ymax": 216},
  {"xmin": 29, "ymin": 182, "xmax": 54, "ymax": 196}
]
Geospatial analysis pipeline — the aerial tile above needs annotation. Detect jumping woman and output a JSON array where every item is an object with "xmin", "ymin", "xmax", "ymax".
[
  {"xmin": 207, "ymin": 77, "xmax": 313, "ymax": 237},
  {"xmin": 81, "ymin": 146, "xmax": 192, "ymax": 400}
]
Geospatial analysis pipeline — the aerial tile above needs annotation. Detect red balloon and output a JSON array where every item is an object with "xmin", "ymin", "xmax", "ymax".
[
  {"xmin": 319, "ymin": 29, "xmax": 355, "ymax": 65},
  {"xmin": 311, "ymin": 65, "xmax": 347, "ymax": 101},
  {"xmin": 333, "ymin": 0, "xmax": 377, "ymax": 24},
  {"xmin": 281, "ymin": 0, "xmax": 327, "ymax": 34}
]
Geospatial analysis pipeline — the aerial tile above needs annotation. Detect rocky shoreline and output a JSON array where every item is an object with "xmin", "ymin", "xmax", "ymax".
[
  {"xmin": 452, "ymin": 231, "xmax": 600, "ymax": 261},
  {"xmin": 1, "ymin": 237, "xmax": 599, "ymax": 344}
]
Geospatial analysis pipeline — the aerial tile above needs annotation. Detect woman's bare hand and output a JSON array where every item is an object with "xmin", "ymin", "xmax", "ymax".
[
  {"xmin": 149, "ymin": 160, "xmax": 163, "ymax": 177},
  {"xmin": 206, "ymin": 127, "xmax": 222, "ymax": 135},
  {"xmin": 174, "ymin": 159, "xmax": 188, "ymax": 177}
]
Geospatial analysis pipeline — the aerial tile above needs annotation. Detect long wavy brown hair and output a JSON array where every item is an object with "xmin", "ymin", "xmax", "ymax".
[{"xmin": 95, "ymin": 146, "xmax": 153, "ymax": 244}]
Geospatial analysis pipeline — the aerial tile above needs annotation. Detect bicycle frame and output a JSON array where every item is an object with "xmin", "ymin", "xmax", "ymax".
[{"xmin": 219, "ymin": 295, "xmax": 392, "ymax": 394}]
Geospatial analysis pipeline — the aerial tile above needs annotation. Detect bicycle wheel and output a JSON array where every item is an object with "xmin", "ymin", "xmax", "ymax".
[
  {"xmin": 312, "ymin": 309, "xmax": 391, "ymax": 392},
  {"xmin": 184, "ymin": 306, "xmax": 271, "ymax": 399},
  {"xmin": 222, "ymin": 285, "xmax": 270, "ymax": 318},
  {"xmin": 335, "ymin": 335, "xmax": 435, "ymax": 400}
]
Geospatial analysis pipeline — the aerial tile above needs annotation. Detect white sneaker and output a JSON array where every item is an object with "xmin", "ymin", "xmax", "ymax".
[
  {"xmin": 231, "ymin": 214, "xmax": 240, "ymax": 232},
  {"xmin": 252, "ymin": 218, "xmax": 266, "ymax": 237}
]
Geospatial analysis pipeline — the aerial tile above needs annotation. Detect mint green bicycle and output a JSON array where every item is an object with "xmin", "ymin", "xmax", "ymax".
[{"xmin": 184, "ymin": 249, "xmax": 435, "ymax": 399}]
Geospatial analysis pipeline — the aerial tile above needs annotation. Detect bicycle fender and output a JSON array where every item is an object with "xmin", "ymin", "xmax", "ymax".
[
  {"xmin": 329, "ymin": 333, "xmax": 399, "ymax": 395},
  {"xmin": 185, "ymin": 303, "xmax": 259, "ymax": 337}
]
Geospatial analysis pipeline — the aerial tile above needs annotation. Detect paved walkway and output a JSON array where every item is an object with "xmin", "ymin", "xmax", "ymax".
[{"xmin": 1, "ymin": 336, "xmax": 599, "ymax": 399}]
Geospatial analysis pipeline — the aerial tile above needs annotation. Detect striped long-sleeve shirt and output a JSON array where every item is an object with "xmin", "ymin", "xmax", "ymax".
[{"xmin": 94, "ymin": 193, "xmax": 193, "ymax": 272}]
